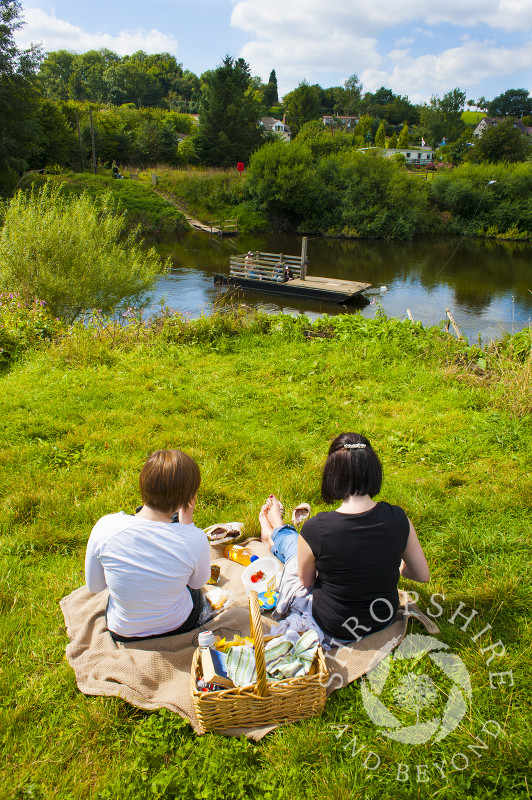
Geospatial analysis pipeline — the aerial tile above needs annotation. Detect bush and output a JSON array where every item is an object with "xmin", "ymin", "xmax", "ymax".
[
  {"xmin": 430, "ymin": 162, "xmax": 532, "ymax": 239},
  {"xmin": 0, "ymin": 182, "xmax": 170, "ymax": 322},
  {"xmin": 0, "ymin": 292, "xmax": 63, "ymax": 365},
  {"xmin": 245, "ymin": 144, "xmax": 430, "ymax": 238}
]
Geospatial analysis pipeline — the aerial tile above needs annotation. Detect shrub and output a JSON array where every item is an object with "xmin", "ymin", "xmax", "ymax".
[
  {"xmin": 0, "ymin": 292, "xmax": 63, "ymax": 365},
  {"xmin": 0, "ymin": 182, "xmax": 170, "ymax": 322}
]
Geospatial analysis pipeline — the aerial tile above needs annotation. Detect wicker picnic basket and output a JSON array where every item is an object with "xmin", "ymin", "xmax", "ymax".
[{"xmin": 191, "ymin": 590, "xmax": 328, "ymax": 732}]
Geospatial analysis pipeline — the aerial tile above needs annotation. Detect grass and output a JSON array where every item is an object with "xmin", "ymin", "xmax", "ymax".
[
  {"xmin": 143, "ymin": 165, "xmax": 245, "ymax": 226},
  {"xmin": 0, "ymin": 307, "xmax": 530, "ymax": 799},
  {"xmin": 16, "ymin": 172, "xmax": 189, "ymax": 235}
]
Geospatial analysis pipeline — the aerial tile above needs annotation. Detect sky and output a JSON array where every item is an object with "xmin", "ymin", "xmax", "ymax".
[{"xmin": 15, "ymin": 0, "xmax": 532, "ymax": 105}]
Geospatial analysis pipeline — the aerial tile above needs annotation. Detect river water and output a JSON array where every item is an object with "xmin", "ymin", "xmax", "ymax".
[{"xmin": 149, "ymin": 231, "xmax": 532, "ymax": 345}]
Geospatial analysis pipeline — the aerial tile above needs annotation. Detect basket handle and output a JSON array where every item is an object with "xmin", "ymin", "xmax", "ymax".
[{"xmin": 249, "ymin": 590, "xmax": 267, "ymax": 697}]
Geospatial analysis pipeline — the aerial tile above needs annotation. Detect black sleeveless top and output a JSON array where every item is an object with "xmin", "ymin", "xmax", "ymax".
[{"xmin": 300, "ymin": 502, "xmax": 409, "ymax": 639}]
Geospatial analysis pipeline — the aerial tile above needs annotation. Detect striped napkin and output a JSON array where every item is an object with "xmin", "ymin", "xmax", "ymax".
[{"xmin": 226, "ymin": 630, "xmax": 319, "ymax": 687}]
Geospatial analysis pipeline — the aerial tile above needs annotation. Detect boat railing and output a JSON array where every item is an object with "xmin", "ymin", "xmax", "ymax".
[{"xmin": 229, "ymin": 252, "xmax": 302, "ymax": 282}]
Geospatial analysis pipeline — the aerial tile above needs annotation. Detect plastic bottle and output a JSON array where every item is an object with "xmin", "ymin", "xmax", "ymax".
[
  {"xmin": 198, "ymin": 630, "xmax": 215, "ymax": 649},
  {"xmin": 223, "ymin": 544, "xmax": 258, "ymax": 566}
]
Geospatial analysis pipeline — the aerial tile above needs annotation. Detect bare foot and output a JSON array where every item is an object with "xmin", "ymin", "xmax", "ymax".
[
  {"xmin": 259, "ymin": 502, "xmax": 274, "ymax": 548},
  {"xmin": 266, "ymin": 495, "xmax": 285, "ymax": 531}
]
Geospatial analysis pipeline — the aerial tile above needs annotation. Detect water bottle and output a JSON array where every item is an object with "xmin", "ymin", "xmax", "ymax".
[{"xmin": 223, "ymin": 544, "xmax": 258, "ymax": 566}]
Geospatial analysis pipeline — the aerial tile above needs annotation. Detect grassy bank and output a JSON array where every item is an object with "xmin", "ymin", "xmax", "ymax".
[
  {"xmin": 0, "ymin": 307, "xmax": 530, "ymax": 799},
  {"xmin": 17, "ymin": 172, "xmax": 189, "ymax": 235}
]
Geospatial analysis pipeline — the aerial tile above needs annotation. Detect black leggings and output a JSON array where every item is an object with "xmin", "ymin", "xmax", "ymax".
[{"xmin": 108, "ymin": 587, "xmax": 203, "ymax": 642}]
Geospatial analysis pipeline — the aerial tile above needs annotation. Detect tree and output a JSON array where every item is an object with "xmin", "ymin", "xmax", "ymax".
[
  {"xmin": 343, "ymin": 74, "xmax": 362, "ymax": 115},
  {"xmin": 0, "ymin": 0, "xmax": 42, "ymax": 186},
  {"xmin": 487, "ymin": 89, "xmax": 532, "ymax": 118},
  {"xmin": 38, "ymin": 50, "xmax": 76, "ymax": 100},
  {"xmin": 374, "ymin": 121, "xmax": 386, "ymax": 148},
  {"xmin": 263, "ymin": 69, "xmax": 279, "ymax": 106},
  {"xmin": 398, "ymin": 123, "xmax": 409, "ymax": 148},
  {"xmin": 474, "ymin": 119, "xmax": 530, "ymax": 163},
  {"xmin": 0, "ymin": 182, "xmax": 169, "ymax": 322},
  {"xmin": 420, "ymin": 88, "xmax": 466, "ymax": 147},
  {"xmin": 195, "ymin": 56, "xmax": 263, "ymax": 166},
  {"xmin": 283, "ymin": 81, "xmax": 321, "ymax": 136},
  {"xmin": 387, "ymin": 131, "xmax": 398, "ymax": 149}
]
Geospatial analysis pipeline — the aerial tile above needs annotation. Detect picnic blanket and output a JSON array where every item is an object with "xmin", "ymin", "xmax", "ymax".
[{"xmin": 60, "ymin": 538, "xmax": 439, "ymax": 740}]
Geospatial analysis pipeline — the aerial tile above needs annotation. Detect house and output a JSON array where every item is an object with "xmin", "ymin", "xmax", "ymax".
[
  {"xmin": 322, "ymin": 115, "xmax": 359, "ymax": 129},
  {"xmin": 261, "ymin": 117, "xmax": 291, "ymax": 141},
  {"xmin": 359, "ymin": 146, "xmax": 435, "ymax": 164},
  {"xmin": 473, "ymin": 117, "xmax": 529, "ymax": 138}
]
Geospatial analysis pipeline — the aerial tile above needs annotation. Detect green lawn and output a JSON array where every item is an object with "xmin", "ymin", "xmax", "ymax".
[{"xmin": 0, "ymin": 309, "xmax": 530, "ymax": 799}]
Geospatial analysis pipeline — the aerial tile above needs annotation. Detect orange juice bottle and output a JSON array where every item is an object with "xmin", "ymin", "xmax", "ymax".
[{"xmin": 223, "ymin": 544, "xmax": 258, "ymax": 566}]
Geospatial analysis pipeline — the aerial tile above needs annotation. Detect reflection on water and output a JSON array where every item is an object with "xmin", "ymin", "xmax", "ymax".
[{"xmin": 147, "ymin": 231, "xmax": 532, "ymax": 344}]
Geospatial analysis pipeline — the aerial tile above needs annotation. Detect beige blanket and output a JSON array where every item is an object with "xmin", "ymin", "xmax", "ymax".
[{"xmin": 60, "ymin": 539, "xmax": 439, "ymax": 740}]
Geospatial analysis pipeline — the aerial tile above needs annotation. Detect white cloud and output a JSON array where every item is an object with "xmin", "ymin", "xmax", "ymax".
[
  {"xmin": 362, "ymin": 40, "xmax": 532, "ymax": 102},
  {"xmin": 15, "ymin": 8, "xmax": 178, "ymax": 56},
  {"xmin": 232, "ymin": 0, "xmax": 532, "ymax": 38},
  {"xmin": 231, "ymin": 0, "xmax": 532, "ymax": 99}
]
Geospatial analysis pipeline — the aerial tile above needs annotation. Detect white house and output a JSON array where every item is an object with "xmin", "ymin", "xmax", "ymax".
[
  {"xmin": 359, "ymin": 146, "xmax": 435, "ymax": 164},
  {"xmin": 260, "ymin": 117, "xmax": 291, "ymax": 141}
]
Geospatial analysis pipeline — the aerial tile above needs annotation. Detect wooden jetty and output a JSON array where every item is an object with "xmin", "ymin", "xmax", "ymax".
[
  {"xmin": 153, "ymin": 184, "xmax": 238, "ymax": 236},
  {"xmin": 214, "ymin": 238, "xmax": 371, "ymax": 304}
]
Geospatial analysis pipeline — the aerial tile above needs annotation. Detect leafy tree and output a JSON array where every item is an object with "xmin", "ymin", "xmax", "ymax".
[
  {"xmin": 487, "ymin": 89, "xmax": 532, "ymax": 118},
  {"xmin": 0, "ymin": 182, "xmax": 169, "ymax": 322},
  {"xmin": 343, "ymin": 74, "xmax": 362, "ymax": 115},
  {"xmin": 398, "ymin": 123, "xmax": 409, "ymax": 148},
  {"xmin": 195, "ymin": 55, "xmax": 263, "ymax": 166},
  {"xmin": 473, "ymin": 118, "xmax": 530, "ymax": 163},
  {"xmin": 374, "ymin": 121, "xmax": 386, "ymax": 148},
  {"xmin": 38, "ymin": 50, "xmax": 76, "ymax": 100},
  {"xmin": 387, "ymin": 131, "xmax": 398, "ymax": 149},
  {"xmin": 0, "ymin": 0, "xmax": 42, "ymax": 187},
  {"xmin": 283, "ymin": 81, "xmax": 321, "ymax": 136},
  {"xmin": 68, "ymin": 49, "xmax": 115, "ymax": 102},
  {"xmin": 420, "ymin": 88, "xmax": 466, "ymax": 147},
  {"xmin": 28, "ymin": 98, "xmax": 77, "ymax": 169}
]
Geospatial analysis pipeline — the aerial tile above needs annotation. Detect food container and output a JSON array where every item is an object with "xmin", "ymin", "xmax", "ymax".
[{"xmin": 241, "ymin": 556, "xmax": 280, "ymax": 596}]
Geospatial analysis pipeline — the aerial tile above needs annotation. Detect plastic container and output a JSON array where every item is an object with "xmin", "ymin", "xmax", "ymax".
[
  {"xmin": 223, "ymin": 544, "xmax": 258, "ymax": 567},
  {"xmin": 241, "ymin": 556, "xmax": 280, "ymax": 596}
]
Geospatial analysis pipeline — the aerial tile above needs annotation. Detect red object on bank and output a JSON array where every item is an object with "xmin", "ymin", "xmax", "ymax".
[{"xmin": 237, "ymin": 162, "xmax": 245, "ymax": 174}]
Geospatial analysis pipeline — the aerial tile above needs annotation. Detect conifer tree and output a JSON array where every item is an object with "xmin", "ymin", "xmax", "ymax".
[
  {"xmin": 375, "ymin": 121, "xmax": 386, "ymax": 148},
  {"xmin": 398, "ymin": 123, "xmax": 409, "ymax": 148},
  {"xmin": 195, "ymin": 55, "xmax": 263, "ymax": 166},
  {"xmin": 387, "ymin": 131, "xmax": 398, "ymax": 149},
  {"xmin": 263, "ymin": 69, "xmax": 279, "ymax": 106}
]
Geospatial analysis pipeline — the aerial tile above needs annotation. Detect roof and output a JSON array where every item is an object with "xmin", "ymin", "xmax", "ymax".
[{"xmin": 261, "ymin": 117, "xmax": 291, "ymax": 133}]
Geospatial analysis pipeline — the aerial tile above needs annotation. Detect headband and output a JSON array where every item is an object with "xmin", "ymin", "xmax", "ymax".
[{"xmin": 343, "ymin": 443, "xmax": 366, "ymax": 450}]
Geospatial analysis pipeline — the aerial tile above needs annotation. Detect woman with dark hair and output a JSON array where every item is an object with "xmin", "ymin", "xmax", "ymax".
[
  {"xmin": 260, "ymin": 433, "xmax": 429, "ymax": 643},
  {"xmin": 85, "ymin": 449, "xmax": 210, "ymax": 642}
]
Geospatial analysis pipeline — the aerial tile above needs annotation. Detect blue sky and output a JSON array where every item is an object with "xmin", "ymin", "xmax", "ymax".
[{"xmin": 16, "ymin": 1, "xmax": 532, "ymax": 104}]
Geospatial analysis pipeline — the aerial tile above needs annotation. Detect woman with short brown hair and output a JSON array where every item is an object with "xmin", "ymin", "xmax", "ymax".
[{"xmin": 85, "ymin": 449, "xmax": 210, "ymax": 642}]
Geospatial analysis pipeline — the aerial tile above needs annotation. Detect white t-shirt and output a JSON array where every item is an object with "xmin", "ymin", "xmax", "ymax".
[{"xmin": 85, "ymin": 512, "xmax": 211, "ymax": 638}]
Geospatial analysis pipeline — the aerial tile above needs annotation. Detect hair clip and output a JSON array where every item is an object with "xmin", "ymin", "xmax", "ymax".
[{"xmin": 343, "ymin": 443, "xmax": 366, "ymax": 449}]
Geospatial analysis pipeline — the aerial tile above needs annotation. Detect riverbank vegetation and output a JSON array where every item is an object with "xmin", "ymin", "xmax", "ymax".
[
  {"xmin": 2, "ymin": 0, "xmax": 531, "ymax": 200},
  {"xmin": 0, "ymin": 183, "xmax": 170, "ymax": 321},
  {"xmin": 0, "ymin": 303, "xmax": 530, "ymax": 799},
  {"xmin": 16, "ymin": 171, "xmax": 188, "ymax": 234}
]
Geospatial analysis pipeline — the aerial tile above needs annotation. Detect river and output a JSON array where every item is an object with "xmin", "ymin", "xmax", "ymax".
[{"xmin": 148, "ymin": 232, "xmax": 532, "ymax": 345}]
